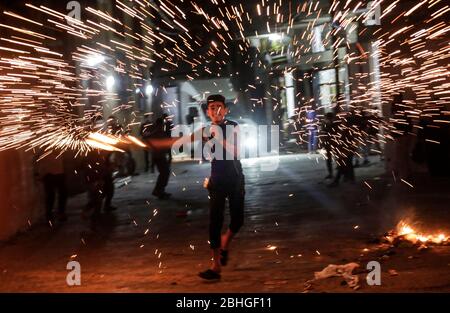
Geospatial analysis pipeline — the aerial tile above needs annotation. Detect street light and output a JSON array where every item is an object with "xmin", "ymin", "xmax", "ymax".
[
  {"xmin": 145, "ymin": 84, "xmax": 153, "ymax": 96},
  {"xmin": 106, "ymin": 75, "xmax": 115, "ymax": 91},
  {"xmin": 268, "ymin": 33, "xmax": 282, "ymax": 41}
]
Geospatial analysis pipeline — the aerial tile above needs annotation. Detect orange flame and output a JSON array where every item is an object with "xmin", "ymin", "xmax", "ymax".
[
  {"xmin": 85, "ymin": 132, "xmax": 124, "ymax": 152},
  {"xmin": 395, "ymin": 221, "xmax": 448, "ymax": 245}
]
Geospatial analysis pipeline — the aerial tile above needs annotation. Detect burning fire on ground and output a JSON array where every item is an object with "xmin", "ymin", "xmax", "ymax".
[{"xmin": 384, "ymin": 220, "xmax": 449, "ymax": 246}]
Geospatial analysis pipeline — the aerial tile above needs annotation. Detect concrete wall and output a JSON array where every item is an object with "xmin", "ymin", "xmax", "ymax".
[{"xmin": 0, "ymin": 149, "xmax": 43, "ymax": 241}]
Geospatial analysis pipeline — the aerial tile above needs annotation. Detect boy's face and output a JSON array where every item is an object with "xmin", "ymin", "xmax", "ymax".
[{"xmin": 207, "ymin": 101, "xmax": 228, "ymax": 124}]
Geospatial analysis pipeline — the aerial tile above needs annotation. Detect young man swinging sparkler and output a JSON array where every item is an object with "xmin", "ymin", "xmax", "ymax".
[
  {"xmin": 147, "ymin": 94, "xmax": 245, "ymax": 280},
  {"xmin": 198, "ymin": 94, "xmax": 245, "ymax": 280}
]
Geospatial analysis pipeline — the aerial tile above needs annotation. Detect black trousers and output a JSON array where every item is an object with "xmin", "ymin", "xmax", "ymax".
[
  {"xmin": 86, "ymin": 172, "xmax": 114, "ymax": 213},
  {"xmin": 104, "ymin": 173, "xmax": 114, "ymax": 208},
  {"xmin": 43, "ymin": 174, "xmax": 67, "ymax": 219},
  {"xmin": 326, "ymin": 147, "xmax": 333, "ymax": 176},
  {"xmin": 153, "ymin": 155, "xmax": 170, "ymax": 194},
  {"xmin": 334, "ymin": 154, "xmax": 355, "ymax": 183},
  {"xmin": 208, "ymin": 176, "xmax": 245, "ymax": 249},
  {"xmin": 144, "ymin": 150, "xmax": 150, "ymax": 172}
]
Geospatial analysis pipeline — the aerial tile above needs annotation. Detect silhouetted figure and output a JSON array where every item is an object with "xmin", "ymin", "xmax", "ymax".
[
  {"xmin": 306, "ymin": 110, "xmax": 318, "ymax": 153},
  {"xmin": 84, "ymin": 117, "xmax": 117, "ymax": 218},
  {"xmin": 186, "ymin": 107, "xmax": 199, "ymax": 125},
  {"xmin": 35, "ymin": 150, "xmax": 67, "ymax": 223},
  {"xmin": 414, "ymin": 104, "xmax": 450, "ymax": 177},
  {"xmin": 107, "ymin": 115, "xmax": 136, "ymax": 176},
  {"xmin": 147, "ymin": 115, "xmax": 172, "ymax": 199},
  {"xmin": 106, "ymin": 115, "xmax": 123, "ymax": 135},
  {"xmin": 162, "ymin": 113, "xmax": 174, "ymax": 163},
  {"xmin": 329, "ymin": 112, "xmax": 357, "ymax": 187},
  {"xmin": 320, "ymin": 112, "xmax": 335, "ymax": 179},
  {"xmin": 84, "ymin": 149, "xmax": 116, "ymax": 218},
  {"xmin": 186, "ymin": 107, "xmax": 201, "ymax": 159},
  {"xmin": 354, "ymin": 110, "xmax": 370, "ymax": 167},
  {"xmin": 390, "ymin": 93, "xmax": 413, "ymax": 179},
  {"xmin": 140, "ymin": 115, "xmax": 153, "ymax": 172},
  {"xmin": 367, "ymin": 112, "xmax": 383, "ymax": 160}
]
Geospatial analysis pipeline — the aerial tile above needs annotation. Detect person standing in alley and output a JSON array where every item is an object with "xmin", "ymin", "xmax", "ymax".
[
  {"xmin": 162, "ymin": 113, "xmax": 174, "ymax": 164},
  {"xmin": 320, "ymin": 112, "xmax": 335, "ymax": 179},
  {"xmin": 367, "ymin": 112, "xmax": 383, "ymax": 161},
  {"xmin": 354, "ymin": 110, "xmax": 370, "ymax": 167},
  {"xmin": 329, "ymin": 112, "xmax": 357, "ymax": 187},
  {"xmin": 140, "ymin": 114, "xmax": 153, "ymax": 172},
  {"xmin": 84, "ymin": 148, "xmax": 116, "ymax": 217},
  {"xmin": 84, "ymin": 116, "xmax": 117, "ymax": 219},
  {"xmin": 198, "ymin": 95, "xmax": 245, "ymax": 280},
  {"xmin": 35, "ymin": 150, "xmax": 68, "ymax": 224},
  {"xmin": 306, "ymin": 110, "xmax": 318, "ymax": 153},
  {"xmin": 146, "ymin": 94, "xmax": 245, "ymax": 280},
  {"xmin": 146, "ymin": 115, "xmax": 172, "ymax": 199},
  {"xmin": 390, "ymin": 93, "xmax": 413, "ymax": 180}
]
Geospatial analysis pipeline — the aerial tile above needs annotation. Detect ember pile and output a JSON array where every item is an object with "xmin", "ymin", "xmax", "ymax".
[{"xmin": 383, "ymin": 221, "xmax": 449, "ymax": 248}]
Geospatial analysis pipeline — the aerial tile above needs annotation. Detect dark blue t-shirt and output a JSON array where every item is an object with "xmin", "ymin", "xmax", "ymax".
[{"xmin": 205, "ymin": 120, "xmax": 243, "ymax": 180}]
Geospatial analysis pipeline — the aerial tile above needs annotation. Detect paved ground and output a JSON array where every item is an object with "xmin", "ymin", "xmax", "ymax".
[{"xmin": 0, "ymin": 154, "xmax": 449, "ymax": 292}]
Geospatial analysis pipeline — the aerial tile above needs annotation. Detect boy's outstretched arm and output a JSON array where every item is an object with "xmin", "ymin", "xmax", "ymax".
[{"xmin": 145, "ymin": 127, "xmax": 203, "ymax": 150}]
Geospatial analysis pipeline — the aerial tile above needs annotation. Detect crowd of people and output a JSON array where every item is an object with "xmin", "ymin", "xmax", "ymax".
[
  {"xmin": 316, "ymin": 109, "xmax": 383, "ymax": 187},
  {"xmin": 315, "ymin": 93, "xmax": 450, "ymax": 186}
]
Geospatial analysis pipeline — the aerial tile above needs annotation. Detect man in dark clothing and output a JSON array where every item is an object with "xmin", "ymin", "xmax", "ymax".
[
  {"xmin": 35, "ymin": 150, "xmax": 67, "ymax": 223},
  {"xmin": 329, "ymin": 112, "xmax": 358, "ymax": 187},
  {"xmin": 198, "ymin": 94, "xmax": 245, "ymax": 280},
  {"xmin": 146, "ymin": 94, "xmax": 245, "ymax": 280},
  {"xmin": 83, "ymin": 116, "xmax": 117, "ymax": 218},
  {"xmin": 146, "ymin": 115, "xmax": 172, "ymax": 199},
  {"xmin": 306, "ymin": 110, "xmax": 318, "ymax": 153},
  {"xmin": 162, "ymin": 113, "xmax": 174, "ymax": 163},
  {"xmin": 390, "ymin": 93, "xmax": 413, "ymax": 179},
  {"xmin": 354, "ymin": 111, "xmax": 370, "ymax": 167},
  {"xmin": 320, "ymin": 112, "xmax": 335, "ymax": 179},
  {"xmin": 84, "ymin": 148, "xmax": 116, "ymax": 217},
  {"xmin": 186, "ymin": 107, "xmax": 199, "ymax": 125},
  {"xmin": 106, "ymin": 115, "xmax": 124, "ymax": 136},
  {"xmin": 140, "ymin": 115, "xmax": 153, "ymax": 172},
  {"xmin": 367, "ymin": 113, "xmax": 383, "ymax": 160}
]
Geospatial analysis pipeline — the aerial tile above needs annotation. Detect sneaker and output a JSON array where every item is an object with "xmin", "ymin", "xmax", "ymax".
[
  {"xmin": 198, "ymin": 269, "xmax": 221, "ymax": 280},
  {"xmin": 153, "ymin": 191, "xmax": 172, "ymax": 199}
]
